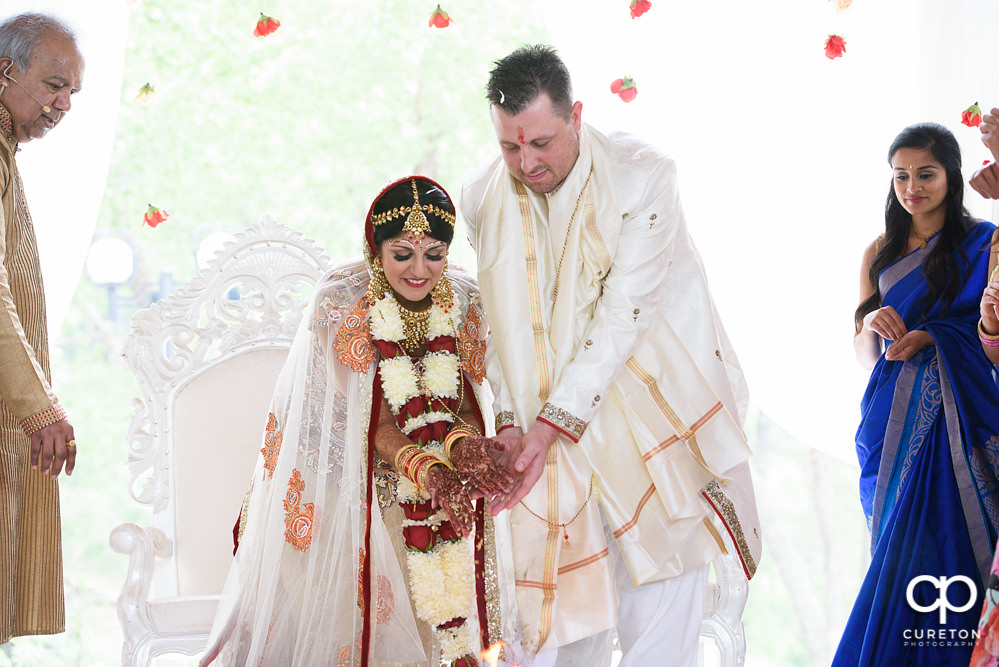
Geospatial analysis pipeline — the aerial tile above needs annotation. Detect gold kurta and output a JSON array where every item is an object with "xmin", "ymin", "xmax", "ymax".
[{"xmin": 0, "ymin": 102, "xmax": 65, "ymax": 643}]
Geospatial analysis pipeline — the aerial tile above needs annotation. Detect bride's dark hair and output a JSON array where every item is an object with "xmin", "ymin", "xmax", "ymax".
[
  {"xmin": 371, "ymin": 178, "xmax": 456, "ymax": 247},
  {"xmin": 854, "ymin": 122, "xmax": 974, "ymax": 332}
]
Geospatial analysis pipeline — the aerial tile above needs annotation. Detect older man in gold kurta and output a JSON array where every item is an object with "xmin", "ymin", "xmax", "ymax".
[{"xmin": 0, "ymin": 13, "xmax": 83, "ymax": 644}]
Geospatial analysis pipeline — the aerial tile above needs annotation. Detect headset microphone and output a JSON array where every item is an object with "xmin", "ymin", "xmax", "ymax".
[{"xmin": 2, "ymin": 64, "xmax": 51, "ymax": 114}]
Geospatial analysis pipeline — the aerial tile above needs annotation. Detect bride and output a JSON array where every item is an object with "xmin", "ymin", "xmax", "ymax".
[{"xmin": 201, "ymin": 176, "xmax": 518, "ymax": 666}]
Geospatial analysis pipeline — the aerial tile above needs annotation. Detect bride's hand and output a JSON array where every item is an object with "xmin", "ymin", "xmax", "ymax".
[
  {"xmin": 450, "ymin": 435, "xmax": 513, "ymax": 499},
  {"xmin": 425, "ymin": 465, "xmax": 474, "ymax": 537}
]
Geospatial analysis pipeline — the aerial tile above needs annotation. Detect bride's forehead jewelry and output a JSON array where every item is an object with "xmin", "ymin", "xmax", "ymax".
[{"xmin": 370, "ymin": 179, "xmax": 456, "ymax": 241}]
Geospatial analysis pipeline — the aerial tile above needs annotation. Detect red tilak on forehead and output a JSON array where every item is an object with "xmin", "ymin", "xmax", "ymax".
[{"xmin": 517, "ymin": 126, "xmax": 525, "ymax": 144}]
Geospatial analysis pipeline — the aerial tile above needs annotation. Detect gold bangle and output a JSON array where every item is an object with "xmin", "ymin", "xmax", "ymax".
[
  {"xmin": 980, "ymin": 318, "xmax": 999, "ymax": 339},
  {"xmin": 443, "ymin": 426, "xmax": 474, "ymax": 460},
  {"xmin": 417, "ymin": 459, "xmax": 446, "ymax": 493},
  {"xmin": 394, "ymin": 444, "xmax": 421, "ymax": 471}
]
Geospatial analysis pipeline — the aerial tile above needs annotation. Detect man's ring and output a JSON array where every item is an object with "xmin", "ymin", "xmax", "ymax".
[{"xmin": 66, "ymin": 440, "xmax": 76, "ymax": 448}]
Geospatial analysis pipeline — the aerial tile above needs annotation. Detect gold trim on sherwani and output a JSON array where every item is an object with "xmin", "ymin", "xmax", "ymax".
[
  {"xmin": 537, "ymin": 403, "xmax": 587, "ymax": 442},
  {"xmin": 460, "ymin": 123, "xmax": 761, "ymax": 656}
]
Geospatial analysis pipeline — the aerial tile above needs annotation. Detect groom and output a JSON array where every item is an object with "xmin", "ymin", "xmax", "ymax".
[{"xmin": 459, "ymin": 44, "xmax": 761, "ymax": 666}]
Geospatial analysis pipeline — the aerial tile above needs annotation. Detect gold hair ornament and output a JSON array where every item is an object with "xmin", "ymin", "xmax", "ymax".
[{"xmin": 369, "ymin": 179, "xmax": 456, "ymax": 240}]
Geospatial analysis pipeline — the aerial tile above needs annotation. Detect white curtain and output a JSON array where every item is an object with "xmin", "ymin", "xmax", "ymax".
[
  {"xmin": 540, "ymin": 0, "xmax": 999, "ymax": 459},
  {"xmin": 2, "ymin": 1, "xmax": 129, "ymax": 334}
]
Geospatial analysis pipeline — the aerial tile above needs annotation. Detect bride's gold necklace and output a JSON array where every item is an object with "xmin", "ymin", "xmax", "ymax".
[{"xmin": 397, "ymin": 301, "xmax": 431, "ymax": 350}]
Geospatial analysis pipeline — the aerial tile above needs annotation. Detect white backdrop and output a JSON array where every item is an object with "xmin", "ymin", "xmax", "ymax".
[
  {"xmin": 536, "ymin": 0, "xmax": 999, "ymax": 460},
  {"xmin": 1, "ymin": 1, "xmax": 128, "ymax": 333}
]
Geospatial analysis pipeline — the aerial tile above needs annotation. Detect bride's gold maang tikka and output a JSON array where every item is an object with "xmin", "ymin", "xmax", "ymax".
[{"xmin": 369, "ymin": 179, "xmax": 456, "ymax": 240}]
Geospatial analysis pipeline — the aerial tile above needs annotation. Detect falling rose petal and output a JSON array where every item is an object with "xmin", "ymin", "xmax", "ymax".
[
  {"xmin": 630, "ymin": 0, "xmax": 652, "ymax": 19},
  {"xmin": 253, "ymin": 12, "xmax": 281, "ymax": 37},
  {"xmin": 143, "ymin": 204, "xmax": 169, "ymax": 228},
  {"xmin": 134, "ymin": 82, "xmax": 156, "ymax": 104},
  {"xmin": 517, "ymin": 126, "xmax": 525, "ymax": 144},
  {"xmin": 824, "ymin": 34, "xmax": 846, "ymax": 60},
  {"xmin": 984, "ymin": 160, "xmax": 993, "ymax": 166},
  {"xmin": 962, "ymin": 102, "xmax": 983, "ymax": 128},
  {"xmin": 830, "ymin": 0, "xmax": 853, "ymax": 13},
  {"xmin": 428, "ymin": 4, "xmax": 452, "ymax": 28},
  {"xmin": 610, "ymin": 76, "xmax": 638, "ymax": 103}
]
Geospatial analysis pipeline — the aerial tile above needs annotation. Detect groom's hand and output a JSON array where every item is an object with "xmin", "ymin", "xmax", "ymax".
[{"xmin": 488, "ymin": 421, "xmax": 557, "ymax": 515}]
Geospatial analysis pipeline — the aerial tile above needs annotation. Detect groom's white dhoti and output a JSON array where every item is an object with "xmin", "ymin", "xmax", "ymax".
[{"xmin": 460, "ymin": 124, "xmax": 761, "ymax": 664}]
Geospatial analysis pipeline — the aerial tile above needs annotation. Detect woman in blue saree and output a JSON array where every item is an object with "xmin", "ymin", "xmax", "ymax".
[{"xmin": 834, "ymin": 123, "xmax": 999, "ymax": 666}]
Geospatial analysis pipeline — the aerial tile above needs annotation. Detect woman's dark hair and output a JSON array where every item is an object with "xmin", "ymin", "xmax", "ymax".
[
  {"xmin": 854, "ymin": 122, "xmax": 974, "ymax": 331},
  {"xmin": 370, "ymin": 177, "xmax": 455, "ymax": 247}
]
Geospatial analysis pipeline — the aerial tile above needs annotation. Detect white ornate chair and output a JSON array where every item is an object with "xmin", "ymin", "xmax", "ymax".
[
  {"xmin": 700, "ymin": 543, "xmax": 749, "ymax": 666},
  {"xmin": 110, "ymin": 218, "xmax": 330, "ymax": 665}
]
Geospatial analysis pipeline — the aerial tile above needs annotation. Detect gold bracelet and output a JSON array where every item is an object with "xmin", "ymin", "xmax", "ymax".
[
  {"xmin": 416, "ymin": 459, "xmax": 447, "ymax": 493},
  {"xmin": 394, "ymin": 444, "xmax": 421, "ymax": 472},
  {"xmin": 443, "ymin": 426, "xmax": 474, "ymax": 460},
  {"xmin": 979, "ymin": 318, "xmax": 999, "ymax": 349}
]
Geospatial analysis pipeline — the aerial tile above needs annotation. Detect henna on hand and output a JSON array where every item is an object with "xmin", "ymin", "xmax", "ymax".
[
  {"xmin": 425, "ymin": 465, "xmax": 474, "ymax": 537},
  {"xmin": 450, "ymin": 435, "xmax": 514, "ymax": 498}
]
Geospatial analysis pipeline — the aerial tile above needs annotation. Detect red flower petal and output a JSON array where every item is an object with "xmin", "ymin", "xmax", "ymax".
[
  {"xmin": 429, "ymin": 4, "xmax": 452, "ymax": 28},
  {"xmin": 254, "ymin": 13, "xmax": 281, "ymax": 37},
  {"xmin": 630, "ymin": 0, "xmax": 652, "ymax": 19},
  {"xmin": 962, "ymin": 102, "xmax": 983, "ymax": 128},
  {"xmin": 611, "ymin": 77, "xmax": 637, "ymax": 102},
  {"xmin": 143, "ymin": 204, "xmax": 169, "ymax": 228},
  {"xmin": 824, "ymin": 34, "xmax": 846, "ymax": 60}
]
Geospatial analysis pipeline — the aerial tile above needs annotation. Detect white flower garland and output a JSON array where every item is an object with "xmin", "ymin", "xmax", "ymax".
[
  {"xmin": 379, "ymin": 352, "xmax": 461, "ymax": 412},
  {"xmin": 401, "ymin": 411, "xmax": 454, "ymax": 436},
  {"xmin": 369, "ymin": 288, "xmax": 479, "ymax": 663},
  {"xmin": 407, "ymin": 538, "xmax": 476, "ymax": 632}
]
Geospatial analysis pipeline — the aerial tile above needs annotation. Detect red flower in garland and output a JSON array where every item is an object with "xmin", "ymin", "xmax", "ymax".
[
  {"xmin": 428, "ymin": 5, "xmax": 452, "ymax": 28},
  {"xmin": 403, "ymin": 524, "xmax": 435, "ymax": 551},
  {"xmin": 142, "ymin": 204, "xmax": 169, "ymax": 228},
  {"xmin": 610, "ymin": 77, "xmax": 638, "ymax": 103},
  {"xmin": 824, "ymin": 34, "xmax": 846, "ymax": 60},
  {"xmin": 962, "ymin": 102, "xmax": 983, "ymax": 128},
  {"xmin": 253, "ymin": 12, "xmax": 281, "ymax": 37},
  {"xmin": 403, "ymin": 501, "xmax": 434, "ymax": 521},
  {"xmin": 630, "ymin": 0, "xmax": 652, "ymax": 18}
]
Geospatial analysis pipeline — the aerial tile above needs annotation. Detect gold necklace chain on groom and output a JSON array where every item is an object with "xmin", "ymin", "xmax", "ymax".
[{"xmin": 551, "ymin": 168, "xmax": 593, "ymax": 304}]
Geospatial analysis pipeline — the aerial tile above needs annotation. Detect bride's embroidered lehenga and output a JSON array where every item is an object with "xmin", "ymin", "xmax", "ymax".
[
  {"xmin": 201, "ymin": 177, "xmax": 516, "ymax": 666},
  {"xmin": 834, "ymin": 220, "xmax": 999, "ymax": 666}
]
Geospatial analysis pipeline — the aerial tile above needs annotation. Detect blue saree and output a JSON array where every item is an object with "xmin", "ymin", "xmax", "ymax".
[{"xmin": 834, "ymin": 220, "xmax": 999, "ymax": 666}]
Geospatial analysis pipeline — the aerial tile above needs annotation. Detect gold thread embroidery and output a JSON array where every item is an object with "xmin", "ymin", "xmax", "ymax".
[
  {"xmin": 539, "ymin": 402, "xmax": 587, "ymax": 440},
  {"xmin": 495, "ymin": 411, "xmax": 515, "ymax": 431},
  {"xmin": 283, "ymin": 469, "xmax": 315, "ymax": 552},
  {"xmin": 261, "ymin": 412, "xmax": 283, "ymax": 478},
  {"xmin": 702, "ymin": 479, "xmax": 757, "ymax": 578},
  {"xmin": 333, "ymin": 299, "xmax": 375, "ymax": 372},
  {"xmin": 457, "ymin": 299, "xmax": 487, "ymax": 383}
]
